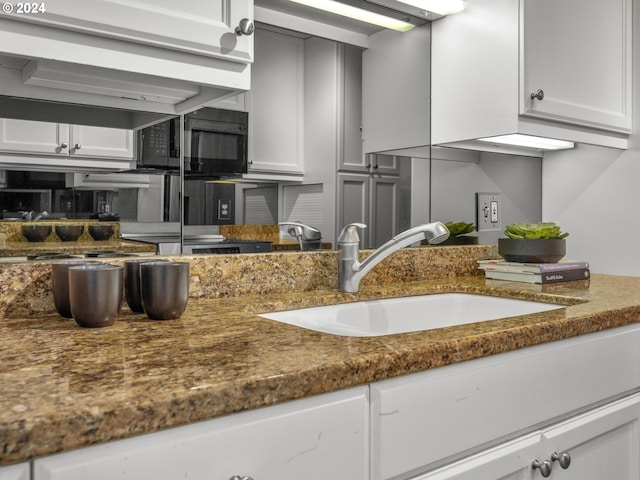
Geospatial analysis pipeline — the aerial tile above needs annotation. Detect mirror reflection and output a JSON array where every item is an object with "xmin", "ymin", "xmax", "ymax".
[{"xmin": 0, "ymin": 20, "xmax": 548, "ymax": 262}]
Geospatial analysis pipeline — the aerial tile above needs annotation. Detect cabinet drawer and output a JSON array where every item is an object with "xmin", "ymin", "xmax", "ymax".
[
  {"xmin": 34, "ymin": 386, "xmax": 369, "ymax": 480},
  {"xmin": 371, "ymin": 324, "xmax": 640, "ymax": 480}
]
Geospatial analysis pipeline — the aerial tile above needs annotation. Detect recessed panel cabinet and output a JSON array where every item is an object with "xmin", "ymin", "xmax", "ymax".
[
  {"xmin": 432, "ymin": 0, "xmax": 632, "ymax": 150},
  {"xmin": 0, "ymin": 119, "xmax": 134, "ymax": 160},
  {"xmin": 245, "ymin": 28, "xmax": 304, "ymax": 177},
  {"xmin": 0, "ymin": 463, "xmax": 29, "ymax": 480},
  {"xmin": 416, "ymin": 394, "xmax": 640, "ymax": 480}
]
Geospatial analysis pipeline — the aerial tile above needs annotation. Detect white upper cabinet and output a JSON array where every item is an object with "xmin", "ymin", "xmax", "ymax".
[
  {"xmin": 245, "ymin": 28, "xmax": 304, "ymax": 177},
  {"xmin": 14, "ymin": 0, "xmax": 254, "ymax": 62},
  {"xmin": 432, "ymin": 0, "xmax": 632, "ymax": 150},
  {"xmin": 0, "ymin": 120, "xmax": 133, "ymax": 160},
  {"xmin": 0, "ymin": 119, "xmax": 134, "ymax": 171},
  {"xmin": 361, "ymin": 25, "xmax": 431, "ymax": 156},
  {"xmin": 0, "ymin": 0, "xmax": 253, "ymax": 114}
]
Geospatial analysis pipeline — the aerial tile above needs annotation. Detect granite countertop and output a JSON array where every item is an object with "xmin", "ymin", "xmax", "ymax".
[
  {"xmin": 0, "ymin": 240, "xmax": 156, "ymax": 259},
  {"xmin": 2, "ymin": 270, "xmax": 640, "ymax": 465}
]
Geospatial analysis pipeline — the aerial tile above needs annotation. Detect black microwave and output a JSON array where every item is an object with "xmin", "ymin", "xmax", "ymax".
[{"xmin": 138, "ymin": 108, "xmax": 248, "ymax": 177}]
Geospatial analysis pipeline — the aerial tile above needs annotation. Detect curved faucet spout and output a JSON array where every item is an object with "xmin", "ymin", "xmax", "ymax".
[{"xmin": 337, "ymin": 222, "xmax": 450, "ymax": 293}]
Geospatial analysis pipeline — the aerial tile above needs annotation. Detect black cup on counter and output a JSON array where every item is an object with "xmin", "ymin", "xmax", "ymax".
[
  {"xmin": 68, "ymin": 264, "xmax": 123, "ymax": 328},
  {"xmin": 124, "ymin": 258, "xmax": 169, "ymax": 313},
  {"xmin": 51, "ymin": 260, "xmax": 99, "ymax": 318},
  {"xmin": 140, "ymin": 261, "xmax": 189, "ymax": 320}
]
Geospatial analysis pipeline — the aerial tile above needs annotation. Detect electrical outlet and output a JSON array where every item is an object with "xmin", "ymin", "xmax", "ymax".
[{"xmin": 476, "ymin": 192, "xmax": 501, "ymax": 231}]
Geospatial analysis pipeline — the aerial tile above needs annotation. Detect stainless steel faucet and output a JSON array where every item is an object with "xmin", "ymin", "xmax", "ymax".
[
  {"xmin": 22, "ymin": 210, "xmax": 49, "ymax": 221},
  {"xmin": 278, "ymin": 221, "xmax": 322, "ymax": 251},
  {"xmin": 337, "ymin": 222, "xmax": 450, "ymax": 293}
]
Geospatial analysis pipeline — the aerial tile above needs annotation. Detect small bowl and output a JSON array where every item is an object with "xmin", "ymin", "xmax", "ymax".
[
  {"xmin": 88, "ymin": 224, "xmax": 115, "ymax": 241},
  {"xmin": 55, "ymin": 225, "xmax": 84, "ymax": 242},
  {"xmin": 21, "ymin": 224, "xmax": 52, "ymax": 242}
]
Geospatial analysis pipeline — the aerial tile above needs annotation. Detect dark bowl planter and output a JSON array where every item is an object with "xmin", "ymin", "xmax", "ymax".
[
  {"xmin": 55, "ymin": 225, "xmax": 85, "ymax": 242},
  {"xmin": 498, "ymin": 238, "xmax": 566, "ymax": 263},
  {"xmin": 88, "ymin": 224, "xmax": 115, "ymax": 241},
  {"xmin": 438, "ymin": 235, "xmax": 479, "ymax": 246},
  {"xmin": 21, "ymin": 224, "xmax": 52, "ymax": 242}
]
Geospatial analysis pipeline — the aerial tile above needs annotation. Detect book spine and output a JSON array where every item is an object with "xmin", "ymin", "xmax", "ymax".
[
  {"xmin": 540, "ymin": 269, "xmax": 590, "ymax": 283},
  {"xmin": 537, "ymin": 262, "xmax": 590, "ymax": 273}
]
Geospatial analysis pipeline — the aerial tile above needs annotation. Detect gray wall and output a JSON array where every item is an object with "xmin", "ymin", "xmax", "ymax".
[
  {"xmin": 430, "ymin": 151, "xmax": 542, "ymax": 244},
  {"xmin": 541, "ymin": 0, "xmax": 640, "ymax": 275}
]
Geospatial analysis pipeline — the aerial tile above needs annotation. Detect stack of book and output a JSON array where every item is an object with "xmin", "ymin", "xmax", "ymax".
[{"xmin": 478, "ymin": 260, "xmax": 590, "ymax": 284}]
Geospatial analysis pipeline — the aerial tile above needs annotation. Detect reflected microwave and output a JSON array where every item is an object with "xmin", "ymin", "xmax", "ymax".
[{"xmin": 138, "ymin": 108, "xmax": 248, "ymax": 177}]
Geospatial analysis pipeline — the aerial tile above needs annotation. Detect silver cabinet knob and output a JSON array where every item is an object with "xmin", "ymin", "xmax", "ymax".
[
  {"xmin": 229, "ymin": 476, "xmax": 253, "ymax": 480},
  {"xmin": 74, "ymin": 143, "xmax": 81, "ymax": 150},
  {"xmin": 60, "ymin": 142, "xmax": 68, "ymax": 148},
  {"xmin": 530, "ymin": 89, "xmax": 545, "ymax": 101},
  {"xmin": 235, "ymin": 18, "xmax": 254, "ymax": 36},
  {"xmin": 532, "ymin": 459, "xmax": 552, "ymax": 477},
  {"xmin": 551, "ymin": 451, "xmax": 571, "ymax": 469}
]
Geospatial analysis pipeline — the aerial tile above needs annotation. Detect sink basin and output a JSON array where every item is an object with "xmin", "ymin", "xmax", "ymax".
[{"xmin": 259, "ymin": 293, "xmax": 564, "ymax": 337}]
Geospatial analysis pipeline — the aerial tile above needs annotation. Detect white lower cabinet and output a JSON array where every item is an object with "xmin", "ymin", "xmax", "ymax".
[
  {"xmin": 24, "ymin": 324, "xmax": 640, "ymax": 480},
  {"xmin": 33, "ymin": 386, "xmax": 369, "ymax": 480},
  {"xmin": 371, "ymin": 323, "xmax": 640, "ymax": 480},
  {"xmin": 416, "ymin": 393, "xmax": 640, "ymax": 480},
  {"xmin": 0, "ymin": 463, "xmax": 29, "ymax": 480}
]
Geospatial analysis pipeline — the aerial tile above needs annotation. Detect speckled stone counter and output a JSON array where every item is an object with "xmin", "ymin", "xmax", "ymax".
[{"xmin": 1, "ymin": 245, "xmax": 639, "ymax": 465}]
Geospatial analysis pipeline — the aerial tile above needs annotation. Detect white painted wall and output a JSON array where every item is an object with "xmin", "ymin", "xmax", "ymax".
[{"xmin": 541, "ymin": 0, "xmax": 640, "ymax": 275}]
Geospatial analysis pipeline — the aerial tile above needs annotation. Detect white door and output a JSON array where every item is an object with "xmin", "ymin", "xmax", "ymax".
[
  {"xmin": 521, "ymin": 0, "xmax": 632, "ymax": 132},
  {"xmin": 337, "ymin": 173, "xmax": 370, "ymax": 248},
  {"xmin": 414, "ymin": 433, "xmax": 541, "ymax": 480},
  {"xmin": 69, "ymin": 125, "xmax": 134, "ymax": 159},
  {"xmin": 247, "ymin": 28, "xmax": 304, "ymax": 174},
  {"xmin": 7, "ymin": 0, "xmax": 254, "ymax": 63},
  {"xmin": 0, "ymin": 119, "xmax": 69, "ymax": 155},
  {"xmin": 370, "ymin": 175, "xmax": 400, "ymax": 248},
  {"xmin": 540, "ymin": 393, "xmax": 640, "ymax": 480}
]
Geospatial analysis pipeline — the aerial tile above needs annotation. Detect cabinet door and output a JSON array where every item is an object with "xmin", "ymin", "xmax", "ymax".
[
  {"xmin": 337, "ymin": 173, "xmax": 370, "ymax": 249},
  {"xmin": 7, "ymin": 0, "xmax": 253, "ymax": 63},
  {"xmin": 370, "ymin": 175, "xmax": 400, "ymax": 248},
  {"xmin": 69, "ymin": 125, "xmax": 134, "ymax": 159},
  {"xmin": 0, "ymin": 463, "xmax": 29, "ymax": 480},
  {"xmin": 0, "ymin": 119, "xmax": 69, "ymax": 155},
  {"xmin": 521, "ymin": 0, "xmax": 632, "ymax": 133},
  {"xmin": 541, "ymin": 393, "xmax": 640, "ymax": 480},
  {"xmin": 414, "ymin": 433, "xmax": 541, "ymax": 480},
  {"xmin": 247, "ymin": 29, "xmax": 304, "ymax": 175},
  {"xmin": 339, "ymin": 44, "xmax": 366, "ymax": 172},
  {"xmin": 34, "ymin": 387, "xmax": 369, "ymax": 480}
]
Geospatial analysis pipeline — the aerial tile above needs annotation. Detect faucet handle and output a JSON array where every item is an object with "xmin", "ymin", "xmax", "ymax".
[{"xmin": 338, "ymin": 223, "xmax": 367, "ymax": 244}]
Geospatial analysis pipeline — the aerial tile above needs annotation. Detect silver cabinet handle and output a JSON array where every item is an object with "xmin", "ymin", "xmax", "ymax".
[
  {"xmin": 532, "ymin": 459, "xmax": 552, "ymax": 477},
  {"xmin": 229, "ymin": 476, "xmax": 253, "ymax": 480},
  {"xmin": 74, "ymin": 143, "xmax": 81, "ymax": 150},
  {"xmin": 551, "ymin": 451, "xmax": 571, "ymax": 469},
  {"xmin": 235, "ymin": 18, "xmax": 255, "ymax": 36},
  {"xmin": 530, "ymin": 89, "xmax": 545, "ymax": 101},
  {"xmin": 60, "ymin": 142, "xmax": 68, "ymax": 148}
]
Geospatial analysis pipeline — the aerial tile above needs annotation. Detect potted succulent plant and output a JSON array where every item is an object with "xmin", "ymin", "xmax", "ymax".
[
  {"xmin": 438, "ymin": 222, "xmax": 478, "ymax": 246},
  {"xmin": 499, "ymin": 222, "xmax": 569, "ymax": 263}
]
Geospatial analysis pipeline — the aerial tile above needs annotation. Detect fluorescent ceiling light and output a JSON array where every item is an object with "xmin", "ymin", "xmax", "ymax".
[
  {"xmin": 477, "ymin": 134, "xmax": 575, "ymax": 151},
  {"xmin": 289, "ymin": 0, "xmax": 416, "ymax": 31},
  {"xmin": 396, "ymin": 0, "xmax": 465, "ymax": 15}
]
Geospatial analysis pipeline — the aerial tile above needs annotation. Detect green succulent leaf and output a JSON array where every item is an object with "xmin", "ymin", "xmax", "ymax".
[
  {"xmin": 504, "ymin": 222, "xmax": 569, "ymax": 240},
  {"xmin": 445, "ymin": 221, "xmax": 475, "ymax": 237}
]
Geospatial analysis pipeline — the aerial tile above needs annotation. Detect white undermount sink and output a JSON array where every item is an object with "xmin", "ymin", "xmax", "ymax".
[{"xmin": 259, "ymin": 293, "xmax": 565, "ymax": 337}]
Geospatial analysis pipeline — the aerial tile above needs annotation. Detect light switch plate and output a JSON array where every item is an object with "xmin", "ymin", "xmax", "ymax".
[{"xmin": 476, "ymin": 192, "xmax": 501, "ymax": 231}]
